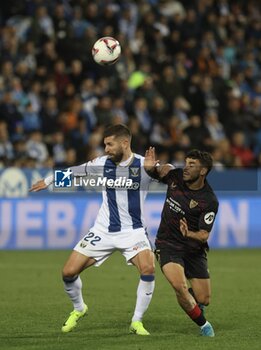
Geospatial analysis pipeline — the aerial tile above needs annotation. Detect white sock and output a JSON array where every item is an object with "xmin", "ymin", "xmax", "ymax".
[
  {"xmin": 132, "ymin": 275, "xmax": 155, "ymax": 322},
  {"xmin": 63, "ymin": 276, "xmax": 85, "ymax": 311},
  {"xmin": 201, "ymin": 321, "xmax": 209, "ymax": 329}
]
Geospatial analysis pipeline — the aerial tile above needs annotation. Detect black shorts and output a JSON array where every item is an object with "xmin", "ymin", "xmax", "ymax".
[{"xmin": 155, "ymin": 246, "xmax": 209, "ymax": 279}]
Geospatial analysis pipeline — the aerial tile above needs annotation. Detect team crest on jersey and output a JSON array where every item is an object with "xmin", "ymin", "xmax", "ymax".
[
  {"xmin": 80, "ymin": 241, "xmax": 88, "ymax": 248},
  {"xmin": 189, "ymin": 199, "xmax": 198, "ymax": 209},
  {"xmin": 130, "ymin": 167, "xmax": 140, "ymax": 177}
]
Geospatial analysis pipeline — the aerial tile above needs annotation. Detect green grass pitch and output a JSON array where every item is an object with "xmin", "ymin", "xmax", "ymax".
[{"xmin": 0, "ymin": 249, "xmax": 260, "ymax": 350}]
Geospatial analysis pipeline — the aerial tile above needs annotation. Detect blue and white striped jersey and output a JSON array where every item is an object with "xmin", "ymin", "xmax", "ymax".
[{"xmin": 71, "ymin": 153, "xmax": 152, "ymax": 234}]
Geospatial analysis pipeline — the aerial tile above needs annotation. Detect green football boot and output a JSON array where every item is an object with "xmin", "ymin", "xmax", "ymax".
[
  {"xmin": 61, "ymin": 304, "xmax": 88, "ymax": 333},
  {"xmin": 129, "ymin": 321, "xmax": 150, "ymax": 335}
]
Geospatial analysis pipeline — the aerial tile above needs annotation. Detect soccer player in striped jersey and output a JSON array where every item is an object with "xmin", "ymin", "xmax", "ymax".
[{"xmin": 30, "ymin": 124, "xmax": 156, "ymax": 335}]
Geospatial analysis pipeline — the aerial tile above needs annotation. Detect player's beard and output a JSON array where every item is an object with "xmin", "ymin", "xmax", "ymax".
[
  {"xmin": 183, "ymin": 173, "xmax": 200, "ymax": 184},
  {"xmin": 108, "ymin": 150, "xmax": 124, "ymax": 163}
]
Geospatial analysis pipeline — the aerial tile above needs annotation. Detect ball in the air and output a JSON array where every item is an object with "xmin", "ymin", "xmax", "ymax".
[{"xmin": 92, "ymin": 37, "xmax": 121, "ymax": 66}]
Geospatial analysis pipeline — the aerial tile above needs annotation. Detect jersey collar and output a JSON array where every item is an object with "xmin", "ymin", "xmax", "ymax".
[{"xmin": 118, "ymin": 153, "xmax": 134, "ymax": 167}]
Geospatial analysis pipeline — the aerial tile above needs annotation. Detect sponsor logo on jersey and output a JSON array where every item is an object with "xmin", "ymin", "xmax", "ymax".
[
  {"xmin": 189, "ymin": 199, "xmax": 198, "ymax": 209},
  {"xmin": 166, "ymin": 197, "xmax": 185, "ymax": 215},
  {"xmin": 204, "ymin": 212, "xmax": 215, "ymax": 224},
  {"xmin": 132, "ymin": 240, "xmax": 149, "ymax": 250},
  {"xmin": 170, "ymin": 181, "xmax": 177, "ymax": 189}
]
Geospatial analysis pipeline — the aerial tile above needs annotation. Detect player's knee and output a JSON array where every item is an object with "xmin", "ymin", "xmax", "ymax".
[
  {"xmin": 139, "ymin": 262, "xmax": 155, "ymax": 275},
  {"xmin": 62, "ymin": 266, "xmax": 79, "ymax": 279},
  {"xmin": 197, "ymin": 295, "xmax": 210, "ymax": 306}
]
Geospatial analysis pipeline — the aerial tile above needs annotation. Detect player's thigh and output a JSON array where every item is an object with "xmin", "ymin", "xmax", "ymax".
[
  {"xmin": 189, "ymin": 278, "xmax": 211, "ymax": 305},
  {"xmin": 162, "ymin": 262, "xmax": 188, "ymax": 291},
  {"xmin": 155, "ymin": 246, "xmax": 186, "ymax": 284},
  {"xmin": 74, "ymin": 231, "xmax": 115, "ymax": 267},
  {"xmin": 62, "ymin": 250, "xmax": 96, "ymax": 277},
  {"xmin": 131, "ymin": 249, "xmax": 155, "ymax": 275},
  {"xmin": 184, "ymin": 250, "xmax": 209, "ymax": 280}
]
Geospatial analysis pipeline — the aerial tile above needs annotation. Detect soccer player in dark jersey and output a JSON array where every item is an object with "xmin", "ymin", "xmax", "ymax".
[{"xmin": 144, "ymin": 147, "xmax": 218, "ymax": 337}]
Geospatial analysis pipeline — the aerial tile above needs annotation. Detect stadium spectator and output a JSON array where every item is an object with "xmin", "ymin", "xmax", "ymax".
[
  {"xmin": 71, "ymin": 6, "xmax": 91, "ymax": 39},
  {"xmin": 29, "ymin": 5, "xmax": 54, "ymax": 44},
  {"xmin": 150, "ymin": 122, "xmax": 173, "ymax": 152},
  {"xmin": 149, "ymin": 95, "xmax": 169, "ymax": 124},
  {"xmin": 156, "ymin": 65, "xmax": 183, "ymax": 109},
  {"xmin": 0, "ymin": 91, "xmax": 23, "ymax": 136},
  {"xmin": 111, "ymin": 97, "xmax": 129, "ymax": 124},
  {"xmin": 204, "ymin": 109, "xmax": 226, "ymax": 145},
  {"xmin": 12, "ymin": 136, "xmax": 27, "ymax": 165},
  {"xmin": 133, "ymin": 97, "xmax": 152, "ymax": 134},
  {"xmin": 27, "ymin": 80, "xmax": 42, "ymax": 113},
  {"xmin": 22, "ymin": 102, "xmax": 41, "ymax": 132},
  {"xmin": 53, "ymin": 59, "xmax": 70, "ymax": 98},
  {"xmin": 172, "ymin": 96, "xmax": 190, "ymax": 127},
  {"xmin": 69, "ymin": 59, "xmax": 84, "ymax": 90},
  {"xmin": 94, "ymin": 95, "xmax": 113, "ymax": 125},
  {"xmin": 51, "ymin": 131, "xmax": 67, "ymax": 167},
  {"xmin": 40, "ymin": 96, "xmax": 59, "ymax": 135},
  {"xmin": 0, "ymin": 120, "xmax": 13, "ymax": 161},
  {"xmin": 231, "ymin": 131, "xmax": 255, "ymax": 167},
  {"xmin": 26, "ymin": 130, "xmax": 48, "ymax": 165},
  {"xmin": 216, "ymin": 138, "xmax": 235, "ymax": 167},
  {"xmin": 183, "ymin": 114, "xmax": 212, "ymax": 150}
]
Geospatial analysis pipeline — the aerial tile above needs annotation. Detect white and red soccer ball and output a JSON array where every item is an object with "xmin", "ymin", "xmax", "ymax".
[{"xmin": 92, "ymin": 37, "xmax": 121, "ymax": 65}]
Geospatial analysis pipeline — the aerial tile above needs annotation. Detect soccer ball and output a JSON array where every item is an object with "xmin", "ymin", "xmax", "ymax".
[{"xmin": 92, "ymin": 37, "xmax": 121, "ymax": 66}]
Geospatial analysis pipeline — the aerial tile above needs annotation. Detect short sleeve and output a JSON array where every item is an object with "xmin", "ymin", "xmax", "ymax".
[
  {"xmin": 70, "ymin": 156, "xmax": 105, "ymax": 177},
  {"xmin": 85, "ymin": 157, "xmax": 105, "ymax": 176},
  {"xmin": 198, "ymin": 201, "xmax": 219, "ymax": 232}
]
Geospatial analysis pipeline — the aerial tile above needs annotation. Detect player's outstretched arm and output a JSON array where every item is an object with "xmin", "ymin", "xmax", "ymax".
[
  {"xmin": 144, "ymin": 147, "xmax": 174, "ymax": 179},
  {"xmin": 29, "ymin": 161, "xmax": 91, "ymax": 193},
  {"xmin": 29, "ymin": 179, "xmax": 48, "ymax": 192},
  {"xmin": 29, "ymin": 160, "xmax": 97, "ymax": 192}
]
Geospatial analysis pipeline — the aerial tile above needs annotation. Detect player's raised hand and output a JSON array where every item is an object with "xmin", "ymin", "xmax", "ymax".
[
  {"xmin": 29, "ymin": 179, "xmax": 47, "ymax": 192},
  {"xmin": 180, "ymin": 217, "xmax": 189, "ymax": 237},
  {"xmin": 144, "ymin": 147, "xmax": 159, "ymax": 171}
]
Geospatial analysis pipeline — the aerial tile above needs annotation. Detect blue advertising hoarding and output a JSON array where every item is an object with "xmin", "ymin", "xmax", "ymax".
[
  {"xmin": 0, "ymin": 195, "xmax": 261, "ymax": 249},
  {"xmin": 0, "ymin": 168, "xmax": 260, "ymax": 249}
]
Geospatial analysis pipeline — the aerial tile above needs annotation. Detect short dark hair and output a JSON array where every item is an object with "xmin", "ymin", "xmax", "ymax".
[
  {"xmin": 103, "ymin": 124, "xmax": 132, "ymax": 139},
  {"xmin": 185, "ymin": 149, "xmax": 213, "ymax": 175}
]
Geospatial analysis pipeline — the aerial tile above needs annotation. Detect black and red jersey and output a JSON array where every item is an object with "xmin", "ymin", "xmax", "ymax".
[{"xmin": 156, "ymin": 168, "xmax": 219, "ymax": 252}]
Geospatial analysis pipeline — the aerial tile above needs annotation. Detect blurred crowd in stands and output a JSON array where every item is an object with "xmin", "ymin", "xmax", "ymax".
[{"xmin": 0, "ymin": 0, "xmax": 261, "ymax": 169}]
